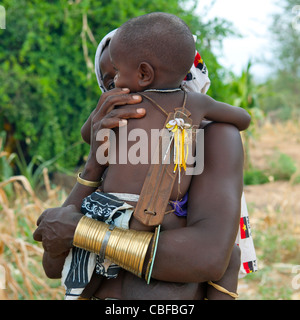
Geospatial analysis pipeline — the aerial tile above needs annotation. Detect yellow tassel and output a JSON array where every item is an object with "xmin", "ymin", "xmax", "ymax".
[
  {"xmin": 173, "ymin": 127, "xmax": 187, "ymax": 173},
  {"xmin": 166, "ymin": 118, "xmax": 191, "ymax": 177}
]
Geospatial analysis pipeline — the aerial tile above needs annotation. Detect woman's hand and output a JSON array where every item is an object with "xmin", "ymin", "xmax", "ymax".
[
  {"xmin": 81, "ymin": 88, "xmax": 145, "ymax": 171},
  {"xmin": 33, "ymin": 205, "xmax": 82, "ymax": 257},
  {"xmin": 81, "ymin": 88, "xmax": 145, "ymax": 144}
]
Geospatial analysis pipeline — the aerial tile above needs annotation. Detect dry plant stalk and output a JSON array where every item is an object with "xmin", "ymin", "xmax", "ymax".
[{"xmin": 0, "ymin": 171, "xmax": 65, "ymax": 300}]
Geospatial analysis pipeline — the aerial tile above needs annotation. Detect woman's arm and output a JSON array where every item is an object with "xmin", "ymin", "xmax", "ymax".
[
  {"xmin": 199, "ymin": 94, "xmax": 251, "ymax": 131},
  {"xmin": 149, "ymin": 122, "xmax": 244, "ymax": 283}
]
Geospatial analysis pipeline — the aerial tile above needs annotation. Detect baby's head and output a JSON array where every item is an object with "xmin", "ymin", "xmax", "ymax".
[{"xmin": 109, "ymin": 12, "xmax": 195, "ymax": 92}]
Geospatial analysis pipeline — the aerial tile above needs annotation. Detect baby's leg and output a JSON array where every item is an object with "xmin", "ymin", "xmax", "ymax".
[{"xmin": 206, "ymin": 244, "xmax": 241, "ymax": 300}]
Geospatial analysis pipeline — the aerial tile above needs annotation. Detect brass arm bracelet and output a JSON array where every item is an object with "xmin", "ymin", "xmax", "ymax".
[
  {"xmin": 77, "ymin": 172, "xmax": 103, "ymax": 188},
  {"xmin": 73, "ymin": 216, "xmax": 154, "ymax": 278}
]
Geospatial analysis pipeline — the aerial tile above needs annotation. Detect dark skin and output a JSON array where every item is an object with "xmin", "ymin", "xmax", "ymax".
[
  {"xmin": 33, "ymin": 118, "xmax": 243, "ymax": 299},
  {"xmin": 33, "ymin": 38, "xmax": 246, "ymax": 299}
]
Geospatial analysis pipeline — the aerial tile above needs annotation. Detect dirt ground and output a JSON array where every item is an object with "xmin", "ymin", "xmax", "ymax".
[
  {"xmin": 248, "ymin": 120, "xmax": 300, "ymax": 170},
  {"xmin": 237, "ymin": 120, "xmax": 300, "ymax": 300}
]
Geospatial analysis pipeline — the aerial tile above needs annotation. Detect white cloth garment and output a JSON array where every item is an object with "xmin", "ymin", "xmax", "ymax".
[{"xmin": 61, "ymin": 192, "xmax": 136, "ymax": 300}]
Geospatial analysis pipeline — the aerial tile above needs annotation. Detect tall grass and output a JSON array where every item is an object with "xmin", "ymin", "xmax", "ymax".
[{"xmin": 0, "ymin": 170, "xmax": 65, "ymax": 300}]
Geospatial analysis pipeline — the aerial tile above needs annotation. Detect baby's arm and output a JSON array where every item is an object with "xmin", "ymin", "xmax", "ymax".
[{"xmin": 200, "ymin": 94, "xmax": 251, "ymax": 131}]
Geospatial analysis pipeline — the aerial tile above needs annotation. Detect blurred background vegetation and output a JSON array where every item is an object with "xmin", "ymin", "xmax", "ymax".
[
  {"xmin": 0, "ymin": 0, "xmax": 299, "ymax": 177},
  {"xmin": 0, "ymin": 0, "xmax": 237, "ymax": 173},
  {"xmin": 0, "ymin": 0, "xmax": 299, "ymax": 300}
]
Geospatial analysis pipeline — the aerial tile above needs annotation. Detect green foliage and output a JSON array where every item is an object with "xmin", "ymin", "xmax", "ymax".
[
  {"xmin": 187, "ymin": 3, "xmax": 236, "ymax": 102},
  {"xmin": 291, "ymin": 174, "xmax": 300, "ymax": 184},
  {"xmin": 244, "ymin": 152, "xmax": 298, "ymax": 185},
  {"xmin": 244, "ymin": 169, "xmax": 269, "ymax": 186},
  {"xmin": 223, "ymin": 61, "xmax": 265, "ymax": 169},
  {"xmin": 258, "ymin": 0, "xmax": 300, "ymax": 121},
  {"xmin": 0, "ymin": 131, "xmax": 14, "ymax": 195},
  {"xmin": 271, "ymin": 0, "xmax": 300, "ymax": 77},
  {"xmin": 268, "ymin": 151, "xmax": 297, "ymax": 181},
  {"xmin": 226, "ymin": 61, "xmax": 264, "ymax": 123},
  {"xmin": 0, "ymin": 0, "xmax": 235, "ymax": 171},
  {"xmin": 11, "ymin": 140, "xmax": 82, "ymax": 190},
  {"xmin": 0, "ymin": 0, "xmax": 96, "ymax": 168}
]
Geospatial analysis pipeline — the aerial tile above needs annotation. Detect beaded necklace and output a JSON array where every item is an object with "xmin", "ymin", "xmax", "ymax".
[{"xmin": 144, "ymin": 88, "xmax": 182, "ymax": 93}]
